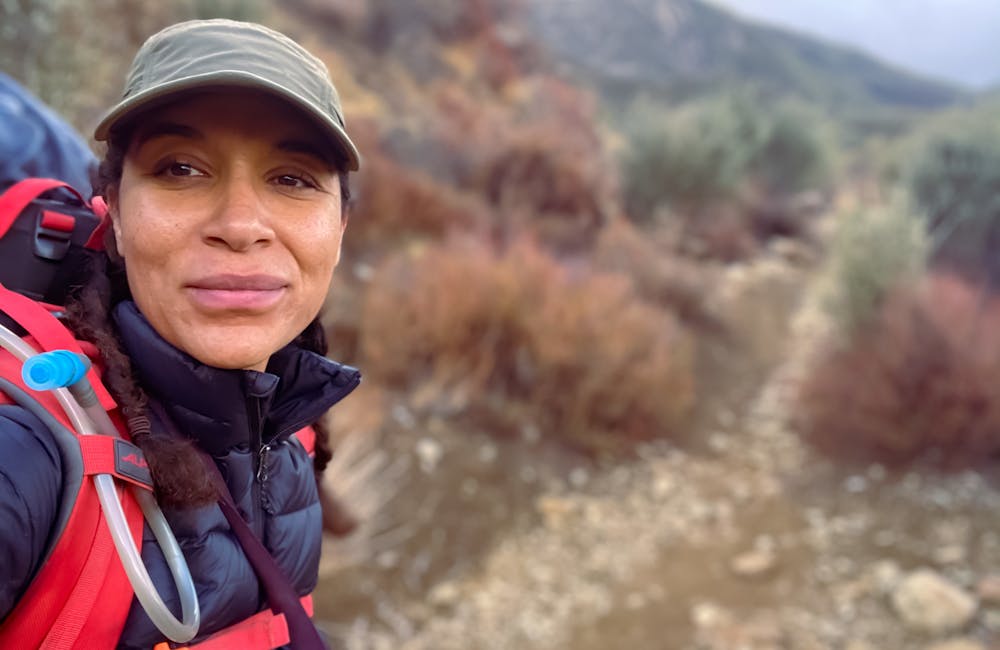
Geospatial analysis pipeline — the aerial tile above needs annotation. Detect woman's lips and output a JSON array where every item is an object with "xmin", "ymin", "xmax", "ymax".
[{"xmin": 185, "ymin": 274, "xmax": 288, "ymax": 311}]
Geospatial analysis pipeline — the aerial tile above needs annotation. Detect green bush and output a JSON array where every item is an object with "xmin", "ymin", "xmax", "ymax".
[
  {"xmin": 822, "ymin": 200, "xmax": 928, "ymax": 337},
  {"xmin": 748, "ymin": 105, "xmax": 834, "ymax": 196},
  {"xmin": 621, "ymin": 95, "xmax": 834, "ymax": 222},
  {"xmin": 621, "ymin": 96, "xmax": 760, "ymax": 220},
  {"xmin": 908, "ymin": 131, "xmax": 1000, "ymax": 284}
]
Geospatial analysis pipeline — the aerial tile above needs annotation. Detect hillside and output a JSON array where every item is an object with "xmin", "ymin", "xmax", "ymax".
[{"xmin": 527, "ymin": 0, "xmax": 967, "ymax": 112}]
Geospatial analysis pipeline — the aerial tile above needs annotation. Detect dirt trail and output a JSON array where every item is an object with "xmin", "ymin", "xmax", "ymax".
[{"xmin": 318, "ymin": 238, "xmax": 1000, "ymax": 650}]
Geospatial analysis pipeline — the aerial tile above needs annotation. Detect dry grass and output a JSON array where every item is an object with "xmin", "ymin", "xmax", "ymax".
[
  {"xmin": 357, "ymin": 237, "xmax": 695, "ymax": 455},
  {"xmin": 797, "ymin": 273, "xmax": 1000, "ymax": 469}
]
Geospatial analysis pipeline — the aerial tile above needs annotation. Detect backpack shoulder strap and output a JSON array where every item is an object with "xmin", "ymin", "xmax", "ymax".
[
  {"xmin": 0, "ymin": 282, "xmax": 115, "ymax": 410},
  {"xmin": 153, "ymin": 596, "xmax": 314, "ymax": 650},
  {"xmin": 0, "ymin": 283, "xmax": 140, "ymax": 649}
]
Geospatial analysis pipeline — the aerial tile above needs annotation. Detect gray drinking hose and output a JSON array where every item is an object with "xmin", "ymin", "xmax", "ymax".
[{"xmin": 0, "ymin": 323, "xmax": 200, "ymax": 642}]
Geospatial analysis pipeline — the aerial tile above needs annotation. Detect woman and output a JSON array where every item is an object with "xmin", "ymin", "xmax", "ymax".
[{"xmin": 0, "ymin": 18, "xmax": 361, "ymax": 648}]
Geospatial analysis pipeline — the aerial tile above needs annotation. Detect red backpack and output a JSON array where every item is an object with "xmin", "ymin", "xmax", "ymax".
[
  {"xmin": 0, "ymin": 178, "xmax": 148, "ymax": 648},
  {"xmin": 0, "ymin": 179, "xmax": 316, "ymax": 649}
]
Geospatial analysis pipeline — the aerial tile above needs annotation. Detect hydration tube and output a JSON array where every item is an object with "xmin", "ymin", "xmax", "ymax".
[{"xmin": 0, "ymin": 322, "xmax": 201, "ymax": 642}]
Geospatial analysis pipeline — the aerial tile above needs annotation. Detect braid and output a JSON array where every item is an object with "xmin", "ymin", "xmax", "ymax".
[
  {"xmin": 65, "ymin": 251, "xmax": 217, "ymax": 507},
  {"xmin": 293, "ymin": 318, "xmax": 335, "ymax": 480}
]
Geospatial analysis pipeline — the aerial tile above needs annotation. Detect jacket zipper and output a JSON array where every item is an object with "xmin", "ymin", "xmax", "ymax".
[{"xmin": 248, "ymin": 397, "xmax": 266, "ymax": 541}]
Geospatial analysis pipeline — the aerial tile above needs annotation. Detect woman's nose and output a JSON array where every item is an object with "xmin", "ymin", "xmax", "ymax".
[{"xmin": 202, "ymin": 171, "xmax": 275, "ymax": 251}]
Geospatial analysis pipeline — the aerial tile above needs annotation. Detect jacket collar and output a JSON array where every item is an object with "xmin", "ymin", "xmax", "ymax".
[{"xmin": 113, "ymin": 301, "xmax": 360, "ymax": 455}]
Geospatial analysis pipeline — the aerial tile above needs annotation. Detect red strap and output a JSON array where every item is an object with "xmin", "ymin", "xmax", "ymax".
[
  {"xmin": 41, "ymin": 210, "xmax": 76, "ymax": 233},
  {"xmin": 294, "ymin": 426, "xmax": 316, "ymax": 456},
  {"xmin": 153, "ymin": 596, "xmax": 314, "ymax": 650},
  {"xmin": 77, "ymin": 435, "xmax": 154, "ymax": 491},
  {"xmin": 0, "ymin": 178, "xmax": 85, "ymax": 237},
  {"xmin": 0, "ymin": 283, "xmax": 115, "ymax": 411}
]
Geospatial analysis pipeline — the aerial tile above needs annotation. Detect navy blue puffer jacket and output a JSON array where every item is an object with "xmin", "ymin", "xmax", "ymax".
[{"xmin": 0, "ymin": 301, "xmax": 360, "ymax": 647}]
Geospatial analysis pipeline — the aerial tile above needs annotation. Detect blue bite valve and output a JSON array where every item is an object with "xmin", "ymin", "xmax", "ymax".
[{"xmin": 22, "ymin": 350, "xmax": 90, "ymax": 390}]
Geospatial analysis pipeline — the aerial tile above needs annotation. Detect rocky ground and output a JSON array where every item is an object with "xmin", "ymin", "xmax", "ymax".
[{"xmin": 314, "ymin": 236, "xmax": 1000, "ymax": 650}]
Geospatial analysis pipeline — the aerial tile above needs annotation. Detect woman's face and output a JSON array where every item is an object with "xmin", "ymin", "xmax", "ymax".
[{"xmin": 110, "ymin": 89, "xmax": 346, "ymax": 371}]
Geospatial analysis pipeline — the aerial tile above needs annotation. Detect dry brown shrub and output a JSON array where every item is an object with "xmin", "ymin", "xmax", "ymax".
[
  {"xmin": 476, "ymin": 128, "xmax": 609, "ymax": 252},
  {"xmin": 798, "ymin": 272, "xmax": 1000, "ymax": 469},
  {"xmin": 346, "ymin": 132, "xmax": 491, "ymax": 257},
  {"xmin": 594, "ymin": 219, "xmax": 722, "ymax": 333},
  {"xmin": 413, "ymin": 76, "xmax": 612, "ymax": 252},
  {"xmin": 358, "ymin": 238, "xmax": 695, "ymax": 454}
]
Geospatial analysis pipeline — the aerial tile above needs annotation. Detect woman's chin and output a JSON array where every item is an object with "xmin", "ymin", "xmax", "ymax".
[{"xmin": 176, "ymin": 332, "xmax": 278, "ymax": 372}]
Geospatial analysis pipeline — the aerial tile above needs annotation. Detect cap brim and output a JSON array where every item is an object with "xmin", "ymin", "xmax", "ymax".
[{"xmin": 94, "ymin": 71, "xmax": 360, "ymax": 171}]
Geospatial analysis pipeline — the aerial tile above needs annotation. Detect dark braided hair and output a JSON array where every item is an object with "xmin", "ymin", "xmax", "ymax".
[{"xmin": 65, "ymin": 129, "xmax": 351, "ymax": 507}]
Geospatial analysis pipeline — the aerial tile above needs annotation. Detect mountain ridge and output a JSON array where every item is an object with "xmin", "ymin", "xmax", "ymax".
[{"xmin": 526, "ymin": 0, "xmax": 967, "ymax": 111}]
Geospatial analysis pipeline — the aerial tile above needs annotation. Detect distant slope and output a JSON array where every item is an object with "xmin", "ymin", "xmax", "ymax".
[{"xmin": 527, "ymin": 0, "xmax": 966, "ymax": 111}]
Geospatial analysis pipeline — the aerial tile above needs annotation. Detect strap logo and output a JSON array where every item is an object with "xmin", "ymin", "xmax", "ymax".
[{"xmin": 114, "ymin": 438, "xmax": 153, "ymax": 488}]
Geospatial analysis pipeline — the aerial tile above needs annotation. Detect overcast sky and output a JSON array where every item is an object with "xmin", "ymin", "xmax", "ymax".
[{"xmin": 709, "ymin": 0, "xmax": 1000, "ymax": 88}]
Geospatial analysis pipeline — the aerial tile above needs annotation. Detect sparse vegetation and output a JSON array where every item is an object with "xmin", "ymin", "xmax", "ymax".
[{"xmin": 358, "ymin": 239, "xmax": 695, "ymax": 455}]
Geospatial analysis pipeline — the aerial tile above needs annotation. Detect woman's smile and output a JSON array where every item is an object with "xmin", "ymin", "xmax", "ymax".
[{"xmin": 185, "ymin": 274, "xmax": 288, "ymax": 311}]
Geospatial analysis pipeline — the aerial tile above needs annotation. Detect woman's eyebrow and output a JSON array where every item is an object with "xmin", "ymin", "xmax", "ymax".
[
  {"xmin": 133, "ymin": 122, "xmax": 203, "ymax": 149},
  {"xmin": 276, "ymin": 139, "xmax": 335, "ymax": 169}
]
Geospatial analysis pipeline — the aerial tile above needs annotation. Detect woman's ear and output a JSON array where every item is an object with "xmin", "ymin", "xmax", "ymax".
[{"xmin": 106, "ymin": 185, "xmax": 125, "ymax": 258}]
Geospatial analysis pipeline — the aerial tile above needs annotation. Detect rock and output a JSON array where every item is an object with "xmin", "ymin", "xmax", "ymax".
[
  {"xmin": 843, "ymin": 475, "xmax": 868, "ymax": 493},
  {"xmin": 691, "ymin": 601, "xmax": 729, "ymax": 629},
  {"xmin": 729, "ymin": 548, "xmax": 778, "ymax": 580},
  {"xmin": 477, "ymin": 443, "xmax": 498, "ymax": 464},
  {"xmin": 872, "ymin": 559, "xmax": 902, "ymax": 594},
  {"xmin": 652, "ymin": 474, "xmax": 673, "ymax": 498},
  {"xmin": 428, "ymin": 581, "xmax": 461, "ymax": 608},
  {"xmin": 569, "ymin": 467, "xmax": 589, "ymax": 488},
  {"xmin": 536, "ymin": 496, "xmax": 577, "ymax": 531},
  {"xmin": 976, "ymin": 574, "xmax": 1000, "ymax": 606},
  {"xmin": 891, "ymin": 569, "xmax": 978, "ymax": 634},
  {"xmin": 414, "ymin": 437, "xmax": 443, "ymax": 473},
  {"xmin": 924, "ymin": 639, "xmax": 986, "ymax": 650}
]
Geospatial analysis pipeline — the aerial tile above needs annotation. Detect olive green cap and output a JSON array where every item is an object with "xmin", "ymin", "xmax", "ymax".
[{"xmin": 94, "ymin": 18, "xmax": 360, "ymax": 171}]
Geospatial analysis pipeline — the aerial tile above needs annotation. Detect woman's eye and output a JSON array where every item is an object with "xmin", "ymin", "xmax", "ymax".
[
  {"xmin": 157, "ymin": 161, "xmax": 204, "ymax": 177},
  {"xmin": 275, "ymin": 174, "xmax": 315, "ymax": 189}
]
